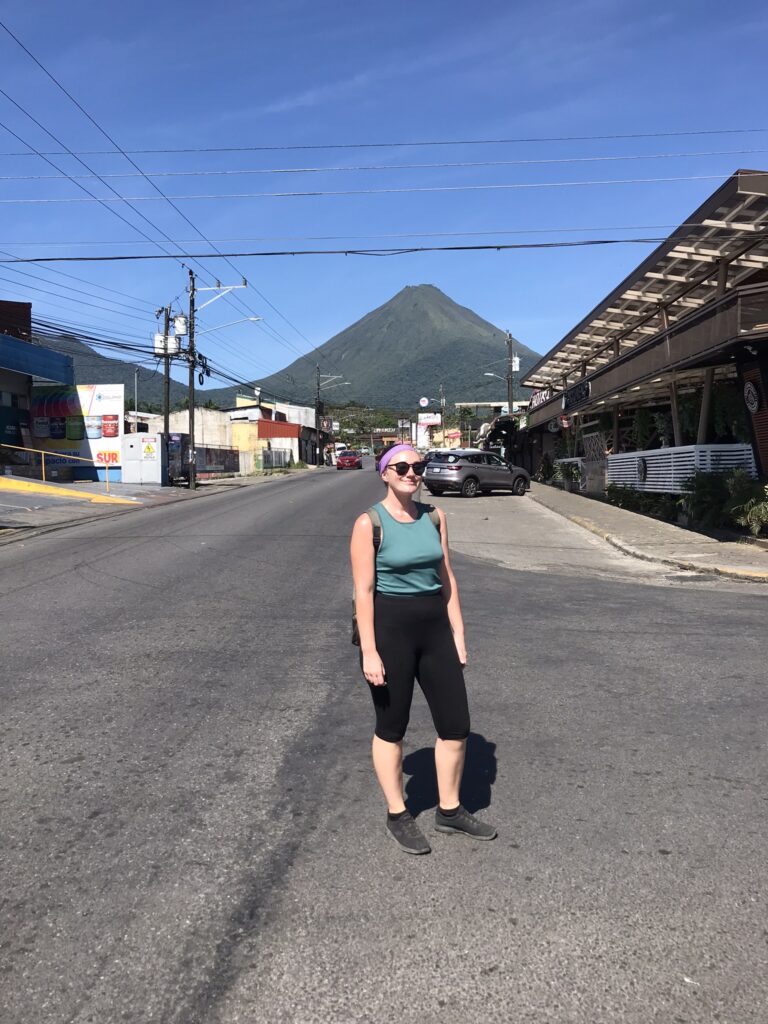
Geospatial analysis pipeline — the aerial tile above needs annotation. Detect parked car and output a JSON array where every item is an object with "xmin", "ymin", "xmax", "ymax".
[
  {"xmin": 337, "ymin": 450, "xmax": 363, "ymax": 470},
  {"xmin": 424, "ymin": 449, "xmax": 530, "ymax": 497},
  {"xmin": 359, "ymin": 446, "xmax": 371, "ymax": 455},
  {"xmin": 424, "ymin": 447, "xmax": 460, "ymax": 463}
]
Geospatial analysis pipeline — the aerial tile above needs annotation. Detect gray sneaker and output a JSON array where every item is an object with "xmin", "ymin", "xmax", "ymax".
[
  {"xmin": 386, "ymin": 811, "xmax": 431, "ymax": 855},
  {"xmin": 434, "ymin": 805, "xmax": 497, "ymax": 841}
]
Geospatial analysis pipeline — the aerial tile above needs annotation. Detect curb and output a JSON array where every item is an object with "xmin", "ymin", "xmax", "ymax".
[
  {"xmin": 528, "ymin": 495, "xmax": 768, "ymax": 585},
  {"xmin": 0, "ymin": 471, "xmax": 308, "ymax": 547}
]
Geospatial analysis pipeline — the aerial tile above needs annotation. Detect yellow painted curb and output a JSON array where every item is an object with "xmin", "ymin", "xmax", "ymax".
[{"xmin": 0, "ymin": 477, "xmax": 135, "ymax": 506}]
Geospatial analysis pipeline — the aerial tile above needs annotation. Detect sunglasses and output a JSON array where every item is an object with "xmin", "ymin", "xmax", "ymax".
[{"xmin": 387, "ymin": 461, "xmax": 427, "ymax": 477}]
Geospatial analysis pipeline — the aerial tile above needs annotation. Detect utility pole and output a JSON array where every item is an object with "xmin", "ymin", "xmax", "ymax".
[
  {"xmin": 187, "ymin": 269, "xmax": 197, "ymax": 490},
  {"xmin": 439, "ymin": 382, "xmax": 445, "ymax": 444},
  {"xmin": 315, "ymin": 364, "xmax": 322, "ymax": 467},
  {"xmin": 505, "ymin": 331, "xmax": 516, "ymax": 415},
  {"xmin": 162, "ymin": 305, "xmax": 171, "ymax": 448},
  {"xmin": 314, "ymin": 368, "xmax": 350, "ymax": 466},
  {"xmin": 134, "ymin": 367, "xmax": 139, "ymax": 433}
]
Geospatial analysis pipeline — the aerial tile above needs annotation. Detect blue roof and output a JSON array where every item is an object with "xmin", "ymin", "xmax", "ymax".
[{"xmin": 0, "ymin": 334, "xmax": 74, "ymax": 384}]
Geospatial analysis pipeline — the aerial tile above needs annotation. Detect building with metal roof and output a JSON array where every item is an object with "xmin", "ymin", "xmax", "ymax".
[{"xmin": 522, "ymin": 170, "xmax": 768, "ymax": 489}]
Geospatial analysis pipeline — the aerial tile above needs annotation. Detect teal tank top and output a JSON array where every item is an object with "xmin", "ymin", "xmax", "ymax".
[{"xmin": 374, "ymin": 501, "xmax": 443, "ymax": 595}]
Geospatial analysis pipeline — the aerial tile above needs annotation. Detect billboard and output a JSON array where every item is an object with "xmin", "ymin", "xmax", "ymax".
[
  {"xmin": 30, "ymin": 384, "xmax": 125, "ymax": 478},
  {"xmin": 417, "ymin": 412, "xmax": 441, "ymax": 426}
]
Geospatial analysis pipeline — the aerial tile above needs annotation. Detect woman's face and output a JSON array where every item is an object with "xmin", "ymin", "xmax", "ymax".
[{"xmin": 381, "ymin": 449, "xmax": 423, "ymax": 497}]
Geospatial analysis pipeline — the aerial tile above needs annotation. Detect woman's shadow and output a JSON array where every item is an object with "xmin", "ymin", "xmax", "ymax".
[{"xmin": 402, "ymin": 732, "xmax": 497, "ymax": 818}]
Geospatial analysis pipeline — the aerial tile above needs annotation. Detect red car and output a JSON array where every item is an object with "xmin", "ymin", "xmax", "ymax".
[{"xmin": 336, "ymin": 450, "xmax": 363, "ymax": 470}]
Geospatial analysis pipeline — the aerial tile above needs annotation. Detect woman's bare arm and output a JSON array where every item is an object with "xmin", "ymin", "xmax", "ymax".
[
  {"xmin": 350, "ymin": 513, "xmax": 386, "ymax": 686},
  {"xmin": 436, "ymin": 509, "xmax": 467, "ymax": 665}
]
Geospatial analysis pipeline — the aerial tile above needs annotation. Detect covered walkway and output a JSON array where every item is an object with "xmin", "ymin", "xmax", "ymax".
[{"xmin": 524, "ymin": 169, "xmax": 768, "ymax": 481}]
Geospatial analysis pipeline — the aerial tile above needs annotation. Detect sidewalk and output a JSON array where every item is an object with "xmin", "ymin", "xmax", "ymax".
[
  {"xmin": 528, "ymin": 482, "xmax": 768, "ymax": 583},
  {"xmin": 0, "ymin": 471, "xmax": 309, "ymax": 541}
]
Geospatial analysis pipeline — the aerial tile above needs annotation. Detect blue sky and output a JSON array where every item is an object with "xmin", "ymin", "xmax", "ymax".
[{"xmin": 1, "ymin": 0, "xmax": 767, "ymax": 399}]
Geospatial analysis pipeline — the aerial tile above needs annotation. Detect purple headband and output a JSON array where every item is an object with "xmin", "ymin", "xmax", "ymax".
[{"xmin": 378, "ymin": 443, "xmax": 418, "ymax": 475}]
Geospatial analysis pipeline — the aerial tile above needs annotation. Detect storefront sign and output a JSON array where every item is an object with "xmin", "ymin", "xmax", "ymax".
[
  {"xmin": 562, "ymin": 379, "xmax": 591, "ymax": 411},
  {"xmin": 417, "ymin": 412, "xmax": 441, "ymax": 426},
  {"xmin": 30, "ymin": 384, "xmax": 125, "ymax": 470},
  {"xmin": 529, "ymin": 387, "xmax": 554, "ymax": 410},
  {"xmin": 744, "ymin": 380, "xmax": 761, "ymax": 415}
]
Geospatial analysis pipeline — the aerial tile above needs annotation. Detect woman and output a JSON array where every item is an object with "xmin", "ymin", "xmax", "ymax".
[{"xmin": 350, "ymin": 443, "xmax": 497, "ymax": 854}]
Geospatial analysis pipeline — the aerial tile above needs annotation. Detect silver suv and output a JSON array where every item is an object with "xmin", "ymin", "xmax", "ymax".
[{"xmin": 424, "ymin": 449, "xmax": 530, "ymax": 498}]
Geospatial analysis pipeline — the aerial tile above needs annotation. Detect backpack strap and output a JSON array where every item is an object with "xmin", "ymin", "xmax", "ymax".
[
  {"xmin": 366, "ymin": 503, "xmax": 440, "ymax": 550},
  {"xmin": 418, "ymin": 501, "xmax": 442, "ymax": 537},
  {"xmin": 366, "ymin": 506, "xmax": 383, "ymax": 550}
]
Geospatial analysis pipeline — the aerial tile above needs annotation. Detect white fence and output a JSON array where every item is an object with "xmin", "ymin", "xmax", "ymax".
[
  {"xmin": 606, "ymin": 444, "xmax": 757, "ymax": 493},
  {"xmin": 261, "ymin": 448, "xmax": 291, "ymax": 469}
]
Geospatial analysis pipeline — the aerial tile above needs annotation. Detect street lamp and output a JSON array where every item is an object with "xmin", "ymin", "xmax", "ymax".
[{"xmin": 196, "ymin": 317, "xmax": 263, "ymax": 336}]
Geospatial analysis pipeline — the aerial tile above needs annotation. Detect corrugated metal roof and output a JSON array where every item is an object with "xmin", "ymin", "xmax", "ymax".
[
  {"xmin": 257, "ymin": 420, "xmax": 301, "ymax": 439},
  {"xmin": 522, "ymin": 169, "xmax": 768, "ymax": 391}
]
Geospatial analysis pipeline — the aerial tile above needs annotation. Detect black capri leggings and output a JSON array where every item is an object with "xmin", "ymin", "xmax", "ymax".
[{"xmin": 367, "ymin": 590, "xmax": 470, "ymax": 743}]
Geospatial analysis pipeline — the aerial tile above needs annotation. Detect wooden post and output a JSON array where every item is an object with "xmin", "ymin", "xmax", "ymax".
[
  {"xmin": 669, "ymin": 381, "xmax": 682, "ymax": 447},
  {"xmin": 697, "ymin": 368, "xmax": 715, "ymax": 445}
]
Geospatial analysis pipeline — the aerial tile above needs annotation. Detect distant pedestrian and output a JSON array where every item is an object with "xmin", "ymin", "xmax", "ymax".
[{"xmin": 350, "ymin": 443, "xmax": 497, "ymax": 854}]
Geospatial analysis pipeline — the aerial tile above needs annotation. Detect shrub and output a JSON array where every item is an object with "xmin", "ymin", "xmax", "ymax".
[
  {"xmin": 679, "ymin": 470, "xmax": 732, "ymax": 528},
  {"xmin": 604, "ymin": 484, "xmax": 677, "ymax": 521},
  {"xmin": 533, "ymin": 452, "xmax": 554, "ymax": 483},
  {"xmin": 732, "ymin": 484, "xmax": 768, "ymax": 536},
  {"xmin": 553, "ymin": 460, "xmax": 581, "ymax": 483},
  {"xmin": 631, "ymin": 408, "xmax": 654, "ymax": 450},
  {"xmin": 680, "ymin": 468, "xmax": 767, "ymax": 531}
]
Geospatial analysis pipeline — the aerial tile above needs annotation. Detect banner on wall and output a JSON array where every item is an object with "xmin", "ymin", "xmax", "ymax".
[{"xmin": 30, "ymin": 384, "xmax": 125, "ymax": 471}]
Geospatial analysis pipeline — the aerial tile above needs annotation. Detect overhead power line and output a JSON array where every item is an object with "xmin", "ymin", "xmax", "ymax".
[
  {"xmin": 2, "ymin": 147, "xmax": 767, "ymax": 182},
  {"xmin": 0, "ymin": 127, "xmax": 766, "ymax": 157},
  {"xmin": 0, "ymin": 62, "xmax": 313, "ymax": 369},
  {"xmin": 3, "ymin": 171, "xmax": 764, "ymax": 204},
  {"xmin": 0, "ymin": 222, "xmax": 705, "ymax": 248},
  {"xmin": 0, "ymin": 19, "xmax": 330, "ymax": 369},
  {"xmin": 0, "ymin": 237, "xmax": 671, "ymax": 264}
]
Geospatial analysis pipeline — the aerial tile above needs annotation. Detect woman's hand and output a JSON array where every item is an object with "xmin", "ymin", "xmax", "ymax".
[
  {"xmin": 453, "ymin": 634, "xmax": 467, "ymax": 667},
  {"xmin": 362, "ymin": 649, "xmax": 387, "ymax": 687}
]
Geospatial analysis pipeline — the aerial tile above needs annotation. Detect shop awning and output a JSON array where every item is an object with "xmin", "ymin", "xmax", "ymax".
[
  {"xmin": 0, "ymin": 334, "xmax": 74, "ymax": 384},
  {"xmin": 523, "ymin": 169, "xmax": 768, "ymax": 392}
]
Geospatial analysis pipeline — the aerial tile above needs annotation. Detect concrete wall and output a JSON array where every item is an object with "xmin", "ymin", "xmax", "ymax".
[
  {"xmin": 150, "ymin": 401, "xmax": 315, "ymax": 470},
  {"xmin": 162, "ymin": 409, "xmax": 232, "ymax": 447},
  {"xmin": 275, "ymin": 401, "xmax": 315, "ymax": 428}
]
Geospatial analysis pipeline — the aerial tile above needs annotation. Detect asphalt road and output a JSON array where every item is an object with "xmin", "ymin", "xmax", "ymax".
[{"xmin": 1, "ymin": 467, "xmax": 766, "ymax": 1024}]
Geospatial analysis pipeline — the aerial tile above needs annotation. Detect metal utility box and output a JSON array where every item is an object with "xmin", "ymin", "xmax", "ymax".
[{"xmin": 121, "ymin": 433, "xmax": 169, "ymax": 485}]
